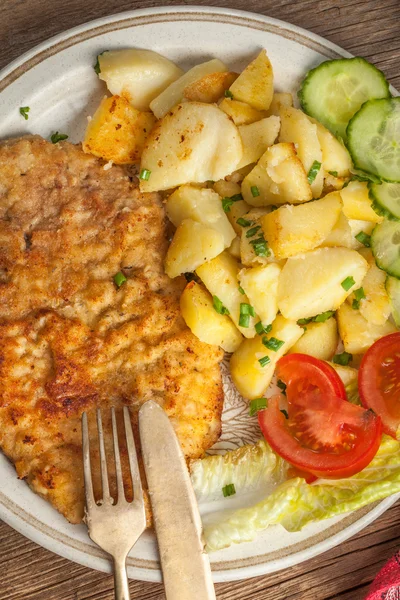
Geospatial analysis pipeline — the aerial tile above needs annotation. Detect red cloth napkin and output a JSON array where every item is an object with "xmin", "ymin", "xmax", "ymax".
[{"xmin": 365, "ymin": 551, "xmax": 400, "ymax": 599}]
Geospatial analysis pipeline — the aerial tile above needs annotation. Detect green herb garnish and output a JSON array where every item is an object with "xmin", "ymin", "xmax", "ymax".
[
  {"xmin": 222, "ymin": 194, "xmax": 243, "ymax": 213},
  {"xmin": 297, "ymin": 317, "xmax": 312, "ymax": 326},
  {"xmin": 239, "ymin": 302, "xmax": 255, "ymax": 327},
  {"xmin": 328, "ymin": 170, "xmax": 338, "ymax": 177},
  {"xmin": 139, "ymin": 168, "xmax": 151, "ymax": 181},
  {"xmin": 249, "ymin": 397, "xmax": 268, "ymax": 416},
  {"xmin": 213, "ymin": 295, "xmax": 230, "ymax": 315},
  {"xmin": 236, "ymin": 217, "xmax": 253, "ymax": 227},
  {"xmin": 251, "ymin": 185, "xmax": 260, "ymax": 197},
  {"xmin": 19, "ymin": 106, "xmax": 30, "ymax": 120},
  {"xmin": 314, "ymin": 311, "xmax": 335, "ymax": 323},
  {"xmin": 249, "ymin": 236, "xmax": 270, "ymax": 257},
  {"xmin": 94, "ymin": 54, "xmax": 102, "ymax": 74},
  {"xmin": 352, "ymin": 287, "xmax": 366, "ymax": 309},
  {"xmin": 222, "ymin": 483, "xmax": 236, "ymax": 497},
  {"xmin": 262, "ymin": 336, "xmax": 285, "ymax": 352},
  {"xmin": 255, "ymin": 322, "xmax": 272, "ymax": 336},
  {"xmin": 355, "ymin": 231, "xmax": 371, "ymax": 247},
  {"xmin": 238, "ymin": 285, "xmax": 245, "ymax": 295},
  {"xmin": 277, "ymin": 379, "xmax": 287, "ymax": 394},
  {"xmin": 114, "ymin": 271, "xmax": 127, "ymax": 287},
  {"xmin": 341, "ymin": 276, "xmax": 355, "ymax": 291},
  {"xmin": 333, "ymin": 351, "xmax": 353, "ymax": 366},
  {"xmin": 224, "ymin": 90, "xmax": 234, "ymax": 99},
  {"xmin": 307, "ymin": 160, "xmax": 322, "ymax": 184},
  {"xmin": 258, "ymin": 356, "xmax": 271, "ymax": 368},
  {"xmin": 246, "ymin": 226, "xmax": 261, "ymax": 238},
  {"xmin": 51, "ymin": 132, "xmax": 68, "ymax": 143}
]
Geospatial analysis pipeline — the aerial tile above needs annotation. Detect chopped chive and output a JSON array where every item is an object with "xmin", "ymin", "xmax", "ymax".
[
  {"xmin": 222, "ymin": 483, "xmax": 236, "ymax": 497},
  {"xmin": 236, "ymin": 217, "xmax": 253, "ymax": 227},
  {"xmin": 328, "ymin": 170, "xmax": 338, "ymax": 177},
  {"xmin": 307, "ymin": 160, "xmax": 322, "ymax": 184},
  {"xmin": 341, "ymin": 276, "xmax": 355, "ymax": 291},
  {"xmin": 355, "ymin": 231, "xmax": 371, "ymax": 247},
  {"xmin": 94, "ymin": 55, "xmax": 101, "ymax": 74},
  {"xmin": 222, "ymin": 194, "xmax": 243, "ymax": 213},
  {"xmin": 277, "ymin": 379, "xmax": 287, "ymax": 394},
  {"xmin": 255, "ymin": 321, "xmax": 272, "ymax": 335},
  {"xmin": 352, "ymin": 299, "xmax": 360, "ymax": 310},
  {"xmin": 280, "ymin": 409, "xmax": 289, "ymax": 419},
  {"xmin": 222, "ymin": 197, "xmax": 234, "ymax": 212},
  {"xmin": 238, "ymin": 285, "xmax": 245, "ymax": 295},
  {"xmin": 139, "ymin": 168, "xmax": 151, "ymax": 181},
  {"xmin": 239, "ymin": 313, "xmax": 250, "ymax": 327},
  {"xmin": 19, "ymin": 106, "xmax": 30, "ymax": 120},
  {"xmin": 297, "ymin": 317, "xmax": 312, "ymax": 326},
  {"xmin": 249, "ymin": 397, "xmax": 268, "ymax": 416},
  {"xmin": 246, "ymin": 226, "xmax": 261, "ymax": 238},
  {"xmin": 249, "ymin": 236, "xmax": 270, "ymax": 257},
  {"xmin": 213, "ymin": 295, "xmax": 230, "ymax": 315},
  {"xmin": 333, "ymin": 351, "xmax": 353, "ymax": 366},
  {"xmin": 258, "ymin": 355, "xmax": 271, "ymax": 368},
  {"xmin": 251, "ymin": 185, "xmax": 260, "ymax": 198},
  {"xmin": 224, "ymin": 90, "xmax": 234, "ymax": 99},
  {"xmin": 262, "ymin": 336, "xmax": 285, "ymax": 351},
  {"xmin": 314, "ymin": 311, "xmax": 334, "ymax": 323},
  {"xmin": 51, "ymin": 131, "xmax": 68, "ymax": 144},
  {"xmin": 240, "ymin": 303, "xmax": 255, "ymax": 317},
  {"xmin": 114, "ymin": 271, "xmax": 127, "ymax": 287},
  {"xmin": 354, "ymin": 287, "xmax": 366, "ymax": 301}
]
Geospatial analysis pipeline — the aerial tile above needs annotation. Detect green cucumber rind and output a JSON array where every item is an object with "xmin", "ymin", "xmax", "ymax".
[
  {"xmin": 368, "ymin": 182, "xmax": 400, "ymax": 222},
  {"xmin": 347, "ymin": 97, "xmax": 400, "ymax": 183},
  {"xmin": 386, "ymin": 276, "xmax": 400, "ymax": 327},
  {"xmin": 371, "ymin": 220, "xmax": 400, "ymax": 279},
  {"xmin": 298, "ymin": 57, "xmax": 390, "ymax": 139}
]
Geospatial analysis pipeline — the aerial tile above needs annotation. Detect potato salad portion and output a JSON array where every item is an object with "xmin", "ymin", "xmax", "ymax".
[{"xmin": 86, "ymin": 48, "xmax": 400, "ymax": 495}]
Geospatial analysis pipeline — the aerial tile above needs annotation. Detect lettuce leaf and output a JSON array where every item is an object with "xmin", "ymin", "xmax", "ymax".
[
  {"xmin": 201, "ymin": 435, "xmax": 400, "ymax": 552},
  {"xmin": 190, "ymin": 440, "xmax": 288, "ymax": 502}
]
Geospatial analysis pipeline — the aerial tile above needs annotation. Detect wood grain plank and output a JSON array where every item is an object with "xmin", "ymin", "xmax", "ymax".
[{"xmin": 0, "ymin": 1, "xmax": 399, "ymax": 599}]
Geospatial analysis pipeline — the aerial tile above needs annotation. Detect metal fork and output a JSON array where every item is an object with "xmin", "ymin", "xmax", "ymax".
[{"xmin": 82, "ymin": 406, "xmax": 146, "ymax": 600}]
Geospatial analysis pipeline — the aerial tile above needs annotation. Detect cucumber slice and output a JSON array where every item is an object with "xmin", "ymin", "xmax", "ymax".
[
  {"xmin": 369, "ymin": 182, "xmax": 400, "ymax": 221},
  {"xmin": 371, "ymin": 220, "xmax": 400, "ymax": 278},
  {"xmin": 386, "ymin": 276, "xmax": 400, "ymax": 327},
  {"xmin": 347, "ymin": 98, "xmax": 400, "ymax": 182},
  {"xmin": 298, "ymin": 57, "xmax": 390, "ymax": 140}
]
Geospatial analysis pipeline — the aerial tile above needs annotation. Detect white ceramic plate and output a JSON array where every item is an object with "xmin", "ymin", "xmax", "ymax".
[{"xmin": 0, "ymin": 5, "xmax": 398, "ymax": 584}]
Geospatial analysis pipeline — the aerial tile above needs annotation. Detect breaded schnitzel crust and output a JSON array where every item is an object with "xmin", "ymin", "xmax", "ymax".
[{"xmin": 0, "ymin": 137, "xmax": 223, "ymax": 522}]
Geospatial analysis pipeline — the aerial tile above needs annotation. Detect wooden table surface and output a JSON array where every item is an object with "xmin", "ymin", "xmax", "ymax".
[{"xmin": 0, "ymin": 1, "xmax": 399, "ymax": 598}]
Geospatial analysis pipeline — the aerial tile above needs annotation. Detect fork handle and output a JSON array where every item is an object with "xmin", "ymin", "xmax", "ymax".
[{"xmin": 113, "ymin": 554, "xmax": 130, "ymax": 600}]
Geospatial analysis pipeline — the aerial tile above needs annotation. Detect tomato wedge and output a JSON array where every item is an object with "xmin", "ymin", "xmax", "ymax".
[
  {"xmin": 359, "ymin": 333, "xmax": 400, "ymax": 438},
  {"xmin": 277, "ymin": 353, "xmax": 347, "ymax": 401},
  {"xmin": 258, "ymin": 355, "xmax": 382, "ymax": 479}
]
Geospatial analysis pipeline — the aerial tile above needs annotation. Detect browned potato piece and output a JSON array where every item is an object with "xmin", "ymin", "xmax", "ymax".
[
  {"xmin": 228, "ymin": 49, "xmax": 274, "ymax": 111},
  {"xmin": 83, "ymin": 95, "xmax": 156, "ymax": 164},
  {"xmin": 219, "ymin": 98, "xmax": 267, "ymax": 125},
  {"xmin": 183, "ymin": 72, "xmax": 238, "ymax": 103}
]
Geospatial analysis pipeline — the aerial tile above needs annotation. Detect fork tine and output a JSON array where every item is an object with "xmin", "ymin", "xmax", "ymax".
[
  {"xmin": 96, "ymin": 408, "xmax": 111, "ymax": 503},
  {"xmin": 81, "ymin": 412, "xmax": 95, "ymax": 509},
  {"xmin": 123, "ymin": 406, "xmax": 144, "ymax": 502},
  {"xmin": 111, "ymin": 407, "xmax": 126, "ymax": 503}
]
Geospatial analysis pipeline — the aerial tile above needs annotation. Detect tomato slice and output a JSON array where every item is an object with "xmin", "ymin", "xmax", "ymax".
[
  {"xmin": 359, "ymin": 333, "xmax": 400, "ymax": 438},
  {"xmin": 277, "ymin": 353, "xmax": 347, "ymax": 401},
  {"xmin": 258, "ymin": 355, "xmax": 382, "ymax": 478}
]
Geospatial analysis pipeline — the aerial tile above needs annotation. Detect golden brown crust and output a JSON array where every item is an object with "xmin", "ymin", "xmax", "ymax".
[{"xmin": 0, "ymin": 137, "xmax": 223, "ymax": 524}]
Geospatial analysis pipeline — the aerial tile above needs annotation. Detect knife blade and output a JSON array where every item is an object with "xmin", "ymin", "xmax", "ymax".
[{"xmin": 139, "ymin": 400, "xmax": 216, "ymax": 600}]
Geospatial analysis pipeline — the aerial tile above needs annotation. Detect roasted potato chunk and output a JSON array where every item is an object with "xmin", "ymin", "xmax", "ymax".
[
  {"xmin": 237, "ymin": 116, "xmax": 280, "ymax": 169},
  {"xmin": 337, "ymin": 302, "xmax": 396, "ymax": 355},
  {"xmin": 228, "ymin": 49, "xmax": 274, "ymax": 111},
  {"xmin": 165, "ymin": 219, "xmax": 225, "ymax": 278},
  {"xmin": 83, "ymin": 95, "xmax": 156, "ymax": 164},
  {"xmin": 140, "ymin": 102, "xmax": 242, "ymax": 192},
  {"xmin": 289, "ymin": 318, "xmax": 338, "ymax": 361},
  {"xmin": 183, "ymin": 71, "xmax": 238, "ymax": 103},
  {"xmin": 180, "ymin": 281, "xmax": 243, "ymax": 352}
]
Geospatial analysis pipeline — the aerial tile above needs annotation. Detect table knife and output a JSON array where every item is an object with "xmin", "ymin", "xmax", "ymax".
[{"xmin": 139, "ymin": 400, "xmax": 216, "ymax": 600}]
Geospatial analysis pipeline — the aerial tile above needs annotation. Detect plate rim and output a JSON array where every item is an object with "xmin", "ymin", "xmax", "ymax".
[{"xmin": 0, "ymin": 4, "xmax": 397, "ymax": 583}]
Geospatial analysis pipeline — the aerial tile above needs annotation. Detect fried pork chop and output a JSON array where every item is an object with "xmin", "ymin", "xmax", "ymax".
[{"xmin": 0, "ymin": 136, "xmax": 223, "ymax": 523}]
